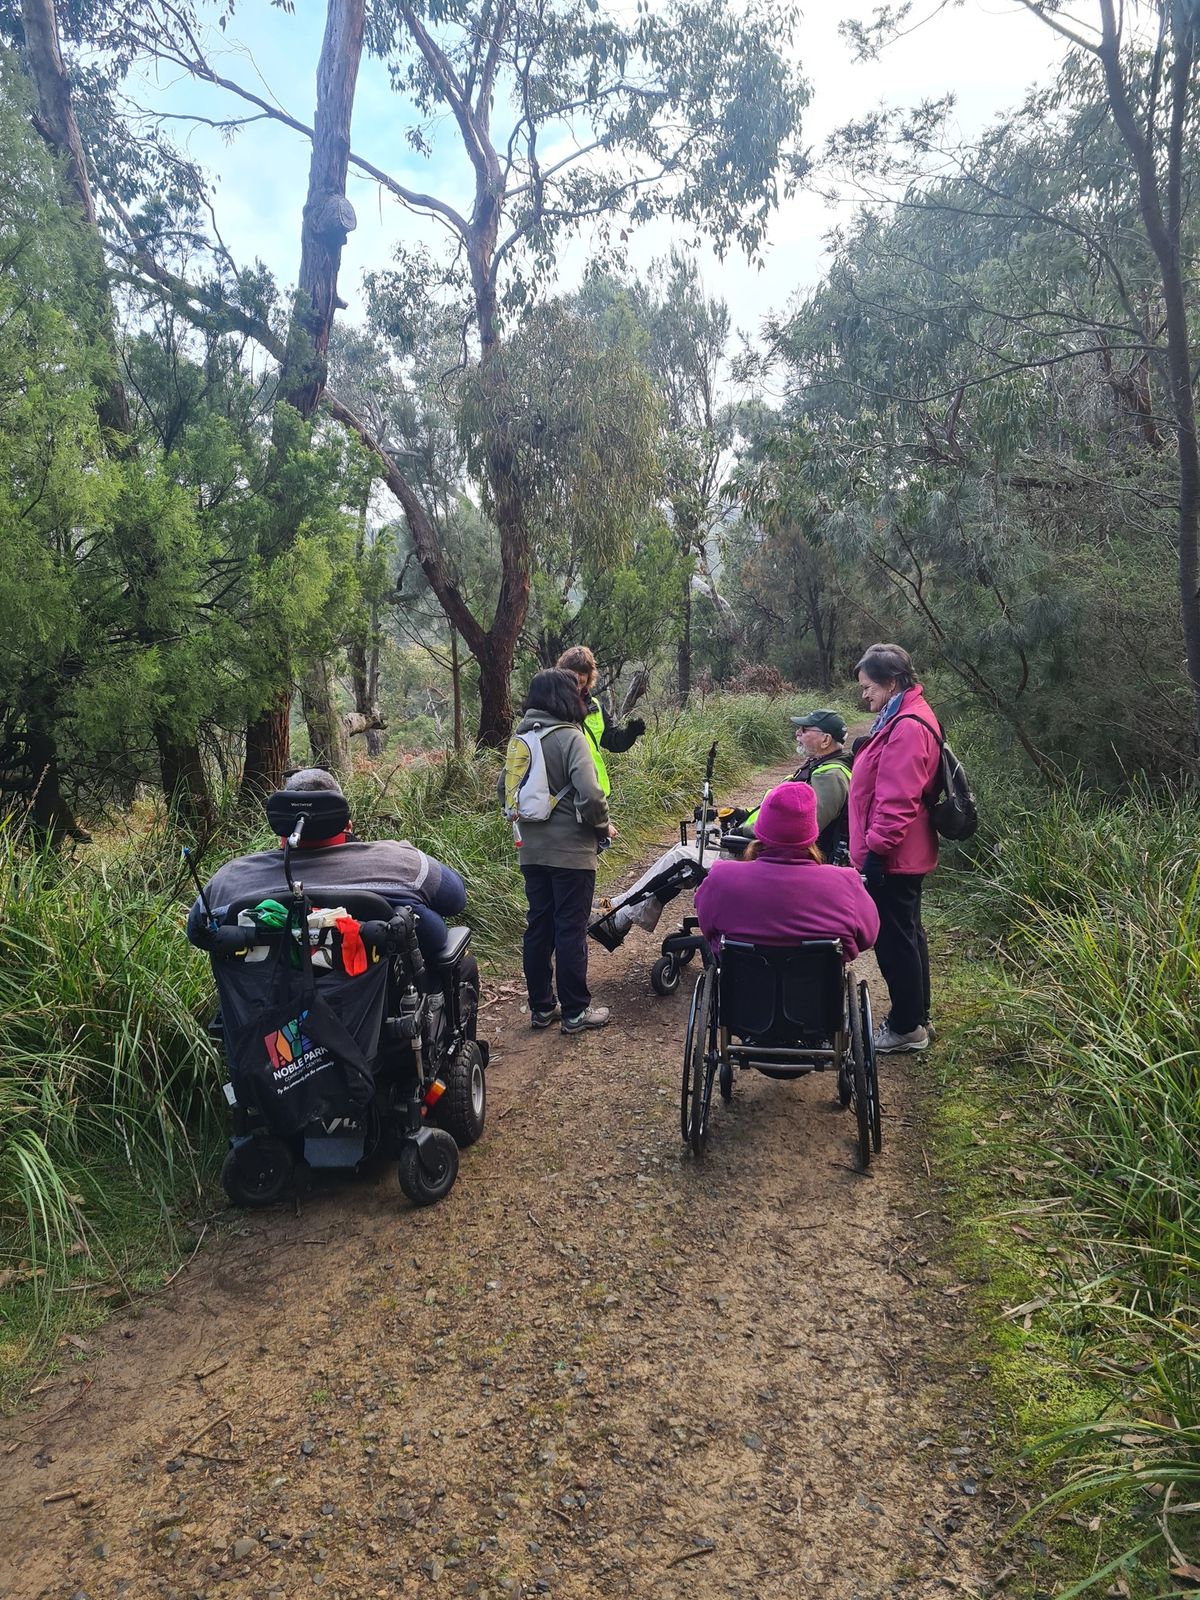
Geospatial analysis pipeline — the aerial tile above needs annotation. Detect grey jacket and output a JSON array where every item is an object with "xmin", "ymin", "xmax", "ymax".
[{"xmin": 508, "ymin": 708, "xmax": 609, "ymax": 870}]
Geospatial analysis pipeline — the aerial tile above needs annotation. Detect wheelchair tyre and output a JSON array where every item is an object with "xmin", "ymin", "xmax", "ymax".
[
  {"xmin": 221, "ymin": 1137, "xmax": 293, "ymax": 1208},
  {"xmin": 848, "ymin": 983, "xmax": 871, "ymax": 1172},
  {"xmin": 689, "ymin": 966, "xmax": 718, "ymax": 1156},
  {"xmin": 398, "ymin": 1129, "xmax": 459, "ymax": 1207},
  {"xmin": 651, "ymin": 956, "xmax": 680, "ymax": 996},
  {"xmin": 718, "ymin": 1060, "xmax": 733, "ymax": 1103},
  {"xmin": 679, "ymin": 946, "xmax": 697, "ymax": 966},
  {"xmin": 861, "ymin": 980, "xmax": 882, "ymax": 1154},
  {"xmin": 434, "ymin": 1041, "xmax": 487, "ymax": 1148},
  {"xmin": 680, "ymin": 966, "xmax": 712, "ymax": 1143}
]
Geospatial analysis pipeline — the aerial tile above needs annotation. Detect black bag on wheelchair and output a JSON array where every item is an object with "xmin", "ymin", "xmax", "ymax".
[{"xmin": 217, "ymin": 903, "xmax": 388, "ymax": 1137}]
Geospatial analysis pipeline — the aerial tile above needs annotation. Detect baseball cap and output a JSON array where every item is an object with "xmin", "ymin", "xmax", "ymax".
[{"xmin": 790, "ymin": 709, "xmax": 847, "ymax": 742}]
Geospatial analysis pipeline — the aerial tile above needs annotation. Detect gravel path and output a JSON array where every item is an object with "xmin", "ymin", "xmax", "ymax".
[{"xmin": 0, "ymin": 766, "xmax": 1000, "ymax": 1600}]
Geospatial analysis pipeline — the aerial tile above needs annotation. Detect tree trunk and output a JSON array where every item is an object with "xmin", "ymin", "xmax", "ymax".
[
  {"xmin": 476, "ymin": 641, "xmax": 513, "ymax": 749},
  {"xmin": 450, "ymin": 627, "xmax": 464, "ymax": 755},
  {"xmin": 1095, "ymin": 2, "xmax": 1200, "ymax": 751},
  {"xmin": 23, "ymin": 713, "xmax": 87, "ymax": 845},
  {"xmin": 243, "ymin": 0, "xmax": 365, "ymax": 794},
  {"xmin": 677, "ymin": 569, "xmax": 693, "ymax": 708},
  {"xmin": 156, "ymin": 722, "xmax": 216, "ymax": 835},
  {"xmin": 244, "ymin": 690, "xmax": 293, "ymax": 794},
  {"xmin": 300, "ymin": 657, "xmax": 351, "ymax": 781},
  {"xmin": 20, "ymin": 0, "xmax": 131, "ymax": 440}
]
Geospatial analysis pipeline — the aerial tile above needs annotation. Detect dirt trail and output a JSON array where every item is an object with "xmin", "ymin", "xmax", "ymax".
[{"xmin": 0, "ymin": 767, "xmax": 1002, "ymax": 1600}]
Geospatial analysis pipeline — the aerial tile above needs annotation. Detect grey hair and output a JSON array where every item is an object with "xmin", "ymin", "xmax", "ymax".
[
  {"xmin": 854, "ymin": 643, "xmax": 917, "ymax": 691},
  {"xmin": 284, "ymin": 766, "xmax": 344, "ymax": 795}
]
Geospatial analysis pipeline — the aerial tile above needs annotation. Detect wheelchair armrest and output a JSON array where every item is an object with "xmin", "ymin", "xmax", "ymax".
[
  {"xmin": 432, "ymin": 926, "xmax": 472, "ymax": 968},
  {"xmin": 661, "ymin": 930, "xmax": 713, "ymax": 966},
  {"xmin": 206, "ymin": 925, "xmax": 259, "ymax": 957}
]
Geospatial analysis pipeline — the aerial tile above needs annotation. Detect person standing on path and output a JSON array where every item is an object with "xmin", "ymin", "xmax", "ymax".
[
  {"xmin": 512, "ymin": 668, "xmax": 614, "ymax": 1035},
  {"xmin": 848, "ymin": 643, "xmax": 941, "ymax": 1053},
  {"xmin": 556, "ymin": 645, "xmax": 646, "ymax": 798}
]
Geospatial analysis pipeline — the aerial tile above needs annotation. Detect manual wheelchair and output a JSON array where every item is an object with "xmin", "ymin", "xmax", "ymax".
[{"xmin": 671, "ymin": 923, "xmax": 881, "ymax": 1170}]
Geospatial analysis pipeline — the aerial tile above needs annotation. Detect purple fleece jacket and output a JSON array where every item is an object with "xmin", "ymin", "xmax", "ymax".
[{"xmin": 695, "ymin": 849, "xmax": 880, "ymax": 962}]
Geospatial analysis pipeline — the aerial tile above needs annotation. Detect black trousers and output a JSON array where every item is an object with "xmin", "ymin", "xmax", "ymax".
[
  {"xmin": 521, "ymin": 864, "xmax": 595, "ymax": 1018},
  {"xmin": 869, "ymin": 874, "xmax": 930, "ymax": 1034}
]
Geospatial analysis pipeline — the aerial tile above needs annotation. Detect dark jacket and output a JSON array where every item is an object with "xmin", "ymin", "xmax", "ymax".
[
  {"xmin": 742, "ymin": 749, "xmax": 852, "ymax": 859},
  {"xmin": 187, "ymin": 839, "xmax": 466, "ymax": 956}
]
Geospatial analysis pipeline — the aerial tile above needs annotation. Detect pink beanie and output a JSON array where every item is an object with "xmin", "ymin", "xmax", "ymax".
[{"xmin": 755, "ymin": 782, "xmax": 818, "ymax": 849}]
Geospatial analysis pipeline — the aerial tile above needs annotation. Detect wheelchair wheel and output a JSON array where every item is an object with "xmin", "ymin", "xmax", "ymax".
[
  {"xmin": 679, "ymin": 946, "xmax": 697, "ymax": 966},
  {"xmin": 860, "ymin": 980, "xmax": 882, "ymax": 1154},
  {"xmin": 848, "ymin": 981, "xmax": 871, "ymax": 1172},
  {"xmin": 433, "ymin": 1041, "xmax": 487, "ymax": 1148},
  {"xmin": 398, "ymin": 1129, "xmax": 459, "ymax": 1207},
  {"xmin": 651, "ymin": 956, "xmax": 681, "ymax": 996},
  {"xmin": 680, "ymin": 965, "xmax": 711, "ymax": 1143},
  {"xmin": 689, "ymin": 966, "xmax": 719, "ymax": 1156},
  {"xmin": 718, "ymin": 1060, "xmax": 733, "ymax": 1104},
  {"xmin": 221, "ymin": 1136, "xmax": 293, "ymax": 1208}
]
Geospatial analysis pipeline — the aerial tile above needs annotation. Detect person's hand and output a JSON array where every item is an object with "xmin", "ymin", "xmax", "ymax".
[
  {"xmin": 627, "ymin": 718, "xmax": 646, "ymax": 741},
  {"xmin": 863, "ymin": 851, "xmax": 887, "ymax": 889},
  {"xmin": 607, "ymin": 823, "xmax": 618, "ymax": 839}
]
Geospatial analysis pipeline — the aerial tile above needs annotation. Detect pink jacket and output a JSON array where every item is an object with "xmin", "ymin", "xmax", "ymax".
[
  {"xmin": 695, "ymin": 850, "xmax": 880, "ymax": 962},
  {"xmin": 849, "ymin": 685, "xmax": 941, "ymax": 877}
]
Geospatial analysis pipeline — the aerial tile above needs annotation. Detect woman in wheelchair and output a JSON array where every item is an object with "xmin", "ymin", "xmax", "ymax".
[
  {"xmin": 694, "ymin": 783, "xmax": 879, "ymax": 960},
  {"xmin": 685, "ymin": 783, "xmax": 883, "ymax": 1167}
]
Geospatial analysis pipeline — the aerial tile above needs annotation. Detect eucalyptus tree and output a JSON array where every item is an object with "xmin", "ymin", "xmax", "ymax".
[
  {"xmin": 20, "ymin": 0, "xmax": 806, "ymax": 744},
  {"xmin": 838, "ymin": 0, "xmax": 1200, "ymax": 759}
]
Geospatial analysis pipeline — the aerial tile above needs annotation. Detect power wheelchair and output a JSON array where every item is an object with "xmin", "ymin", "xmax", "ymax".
[
  {"xmin": 190, "ymin": 787, "xmax": 486, "ymax": 1210},
  {"xmin": 670, "ymin": 923, "xmax": 881, "ymax": 1170}
]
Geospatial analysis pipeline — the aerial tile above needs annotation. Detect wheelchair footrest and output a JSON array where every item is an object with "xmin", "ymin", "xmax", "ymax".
[{"xmin": 303, "ymin": 1134, "xmax": 366, "ymax": 1168}]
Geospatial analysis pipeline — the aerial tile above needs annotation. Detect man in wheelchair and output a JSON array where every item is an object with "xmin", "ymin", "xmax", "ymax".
[
  {"xmin": 186, "ymin": 769, "xmax": 484, "ymax": 1210},
  {"xmin": 681, "ymin": 783, "xmax": 883, "ymax": 1166}
]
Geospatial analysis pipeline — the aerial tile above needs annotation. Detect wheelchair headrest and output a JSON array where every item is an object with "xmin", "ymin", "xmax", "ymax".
[{"xmin": 264, "ymin": 788, "xmax": 350, "ymax": 841}]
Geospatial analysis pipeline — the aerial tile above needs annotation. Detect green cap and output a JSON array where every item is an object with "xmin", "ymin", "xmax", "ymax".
[{"xmin": 790, "ymin": 709, "xmax": 847, "ymax": 742}]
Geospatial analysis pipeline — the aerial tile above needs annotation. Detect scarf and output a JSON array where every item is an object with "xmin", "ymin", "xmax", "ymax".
[{"xmin": 869, "ymin": 689, "xmax": 906, "ymax": 735}]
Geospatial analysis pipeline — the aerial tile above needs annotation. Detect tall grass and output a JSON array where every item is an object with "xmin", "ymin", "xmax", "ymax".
[
  {"xmin": 950, "ymin": 784, "xmax": 1200, "ymax": 1587},
  {"xmin": 0, "ymin": 694, "xmax": 793, "ymax": 1336}
]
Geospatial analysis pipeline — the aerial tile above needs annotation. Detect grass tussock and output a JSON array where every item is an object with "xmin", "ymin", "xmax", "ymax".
[
  {"xmin": 0, "ymin": 694, "xmax": 793, "ymax": 1377},
  {"xmin": 942, "ymin": 781, "xmax": 1200, "ymax": 1592}
]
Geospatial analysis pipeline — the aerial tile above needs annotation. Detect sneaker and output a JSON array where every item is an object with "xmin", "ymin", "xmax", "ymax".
[
  {"xmin": 874, "ymin": 1022, "xmax": 929, "ymax": 1053},
  {"xmin": 924, "ymin": 1020, "xmax": 937, "ymax": 1045},
  {"xmin": 530, "ymin": 1005, "xmax": 561, "ymax": 1029},
  {"xmin": 561, "ymin": 1005, "xmax": 610, "ymax": 1035}
]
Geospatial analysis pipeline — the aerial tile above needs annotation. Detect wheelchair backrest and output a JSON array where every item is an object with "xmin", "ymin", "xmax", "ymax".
[{"xmin": 719, "ymin": 939, "xmax": 844, "ymax": 1041}]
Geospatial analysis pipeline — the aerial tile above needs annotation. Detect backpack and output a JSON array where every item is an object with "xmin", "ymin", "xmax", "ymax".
[
  {"xmin": 890, "ymin": 715, "xmax": 979, "ymax": 842},
  {"xmin": 502, "ymin": 720, "xmax": 574, "ymax": 823}
]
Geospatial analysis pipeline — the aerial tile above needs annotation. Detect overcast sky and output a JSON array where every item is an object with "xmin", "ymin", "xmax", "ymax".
[{"xmin": 132, "ymin": 0, "xmax": 1068, "ymax": 341}]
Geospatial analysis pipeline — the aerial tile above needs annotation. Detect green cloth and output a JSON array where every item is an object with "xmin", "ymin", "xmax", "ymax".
[
  {"xmin": 583, "ymin": 699, "xmax": 611, "ymax": 796},
  {"xmin": 250, "ymin": 898, "xmax": 290, "ymax": 929}
]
